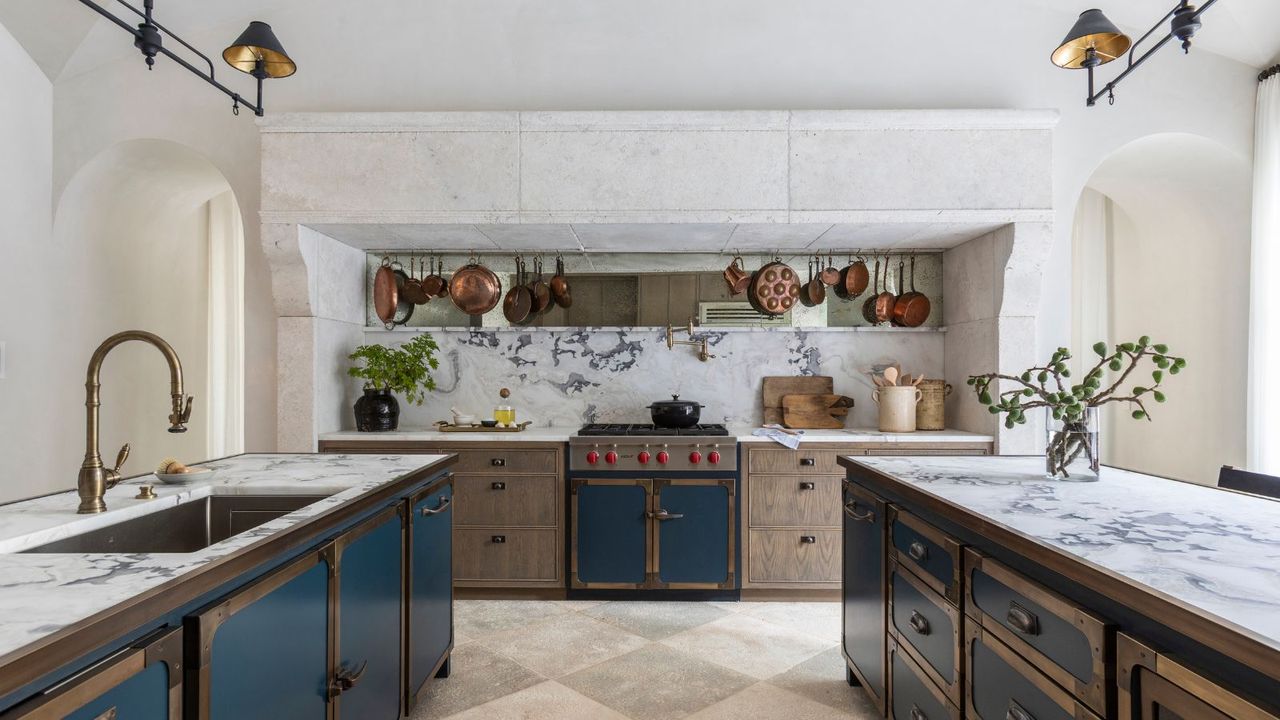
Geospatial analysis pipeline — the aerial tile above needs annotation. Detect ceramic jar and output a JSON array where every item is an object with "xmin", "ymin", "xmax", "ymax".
[{"xmin": 873, "ymin": 386, "xmax": 922, "ymax": 433}]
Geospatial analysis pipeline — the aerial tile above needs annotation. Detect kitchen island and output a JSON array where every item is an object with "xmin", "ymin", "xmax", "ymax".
[
  {"xmin": 0, "ymin": 452, "xmax": 456, "ymax": 719},
  {"xmin": 838, "ymin": 455, "xmax": 1280, "ymax": 720}
]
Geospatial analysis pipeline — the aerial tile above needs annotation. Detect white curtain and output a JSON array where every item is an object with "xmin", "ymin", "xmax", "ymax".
[
  {"xmin": 206, "ymin": 191, "xmax": 245, "ymax": 457},
  {"xmin": 1249, "ymin": 71, "xmax": 1280, "ymax": 474}
]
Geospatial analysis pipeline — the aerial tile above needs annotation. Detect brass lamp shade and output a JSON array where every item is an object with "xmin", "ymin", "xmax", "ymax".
[
  {"xmin": 223, "ymin": 21, "xmax": 296, "ymax": 78},
  {"xmin": 1051, "ymin": 9, "xmax": 1132, "ymax": 69}
]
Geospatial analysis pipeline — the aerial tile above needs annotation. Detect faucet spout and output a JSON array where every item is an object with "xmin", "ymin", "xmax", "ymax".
[{"xmin": 78, "ymin": 331, "xmax": 193, "ymax": 514}]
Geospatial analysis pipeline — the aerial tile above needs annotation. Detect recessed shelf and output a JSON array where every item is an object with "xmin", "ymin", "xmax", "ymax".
[{"xmin": 363, "ymin": 325, "xmax": 947, "ymax": 334}]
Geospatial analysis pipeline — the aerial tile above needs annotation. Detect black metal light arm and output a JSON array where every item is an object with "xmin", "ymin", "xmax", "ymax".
[
  {"xmin": 1085, "ymin": 0, "xmax": 1218, "ymax": 107},
  {"xmin": 75, "ymin": 0, "xmax": 268, "ymax": 116}
]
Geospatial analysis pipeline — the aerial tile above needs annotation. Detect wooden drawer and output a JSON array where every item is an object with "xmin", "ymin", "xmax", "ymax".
[
  {"xmin": 749, "ymin": 448, "xmax": 841, "ymax": 474},
  {"xmin": 891, "ymin": 638, "xmax": 961, "ymax": 720},
  {"xmin": 891, "ymin": 509, "xmax": 962, "ymax": 606},
  {"xmin": 890, "ymin": 564, "xmax": 962, "ymax": 705},
  {"xmin": 747, "ymin": 529, "xmax": 841, "ymax": 583},
  {"xmin": 966, "ymin": 625, "xmax": 1102, "ymax": 720},
  {"xmin": 454, "ymin": 528, "xmax": 559, "ymax": 581},
  {"xmin": 749, "ymin": 475, "xmax": 842, "ymax": 527},
  {"xmin": 453, "ymin": 474, "xmax": 558, "ymax": 527},
  {"xmin": 1117, "ymin": 634, "xmax": 1280, "ymax": 720},
  {"xmin": 451, "ymin": 449, "xmax": 557, "ymax": 475},
  {"xmin": 964, "ymin": 549, "xmax": 1111, "ymax": 717}
]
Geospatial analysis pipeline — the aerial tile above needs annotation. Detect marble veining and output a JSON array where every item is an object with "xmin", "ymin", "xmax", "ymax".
[
  {"xmin": 317, "ymin": 426, "xmax": 993, "ymax": 445},
  {"xmin": 849, "ymin": 456, "xmax": 1280, "ymax": 649},
  {"xmin": 0, "ymin": 453, "xmax": 448, "ymax": 662}
]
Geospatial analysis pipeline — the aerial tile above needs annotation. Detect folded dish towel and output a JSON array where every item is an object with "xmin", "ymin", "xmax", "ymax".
[{"xmin": 753, "ymin": 425, "xmax": 805, "ymax": 449}]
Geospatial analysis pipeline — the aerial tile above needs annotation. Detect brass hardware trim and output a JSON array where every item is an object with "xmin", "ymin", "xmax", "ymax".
[
  {"xmin": 1006, "ymin": 601, "xmax": 1040, "ymax": 636},
  {"xmin": 135, "ymin": 485, "xmax": 157, "ymax": 500},
  {"xmin": 647, "ymin": 509, "xmax": 685, "ymax": 521},
  {"xmin": 420, "ymin": 496, "xmax": 452, "ymax": 516},
  {"xmin": 908, "ymin": 610, "xmax": 931, "ymax": 635},
  {"xmin": 329, "ymin": 660, "xmax": 368, "ymax": 697},
  {"xmin": 665, "ymin": 317, "xmax": 716, "ymax": 362},
  {"xmin": 844, "ymin": 500, "xmax": 875, "ymax": 522},
  {"xmin": 908, "ymin": 541, "xmax": 928, "ymax": 562}
]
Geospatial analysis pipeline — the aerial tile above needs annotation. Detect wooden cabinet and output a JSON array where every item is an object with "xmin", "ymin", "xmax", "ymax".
[
  {"xmin": 0, "ymin": 628, "xmax": 182, "ymax": 720},
  {"xmin": 1117, "ymin": 634, "xmax": 1280, "ymax": 720},
  {"xmin": 842, "ymin": 480, "xmax": 888, "ymax": 715},
  {"xmin": 406, "ymin": 480, "xmax": 454, "ymax": 712},
  {"xmin": 319, "ymin": 440, "xmax": 565, "ymax": 589}
]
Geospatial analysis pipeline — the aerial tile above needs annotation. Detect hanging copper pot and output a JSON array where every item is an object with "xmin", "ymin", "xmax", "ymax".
[
  {"xmin": 834, "ymin": 254, "xmax": 869, "ymax": 300},
  {"xmin": 449, "ymin": 258, "xmax": 503, "ymax": 316},
  {"xmin": 550, "ymin": 255, "xmax": 572, "ymax": 308},
  {"xmin": 892, "ymin": 254, "xmax": 932, "ymax": 327},
  {"xmin": 872, "ymin": 255, "xmax": 896, "ymax": 324},
  {"xmin": 750, "ymin": 259, "xmax": 800, "ymax": 316},
  {"xmin": 503, "ymin": 256, "xmax": 533, "ymax": 325},
  {"xmin": 527, "ymin": 257, "xmax": 553, "ymax": 315},
  {"xmin": 400, "ymin": 257, "xmax": 430, "ymax": 305},
  {"xmin": 819, "ymin": 253, "xmax": 842, "ymax": 286},
  {"xmin": 421, "ymin": 256, "xmax": 449, "ymax": 299},
  {"xmin": 862, "ymin": 257, "xmax": 882, "ymax": 324}
]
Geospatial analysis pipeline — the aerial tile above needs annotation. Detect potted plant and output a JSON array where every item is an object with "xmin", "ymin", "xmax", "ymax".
[
  {"xmin": 968, "ymin": 337, "xmax": 1186, "ymax": 480},
  {"xmin": 347, "ymin": 334, "xmax": 440, "ymax": 432}
]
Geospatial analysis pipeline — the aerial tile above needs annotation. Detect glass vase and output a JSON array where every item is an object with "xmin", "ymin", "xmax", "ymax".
[{"xmin": 1044, "ymin": 406, "xmax": 1100, "ymax": 481}]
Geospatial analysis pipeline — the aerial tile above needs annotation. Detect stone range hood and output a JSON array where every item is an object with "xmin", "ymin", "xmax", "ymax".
[{"xmin": 257, "ymin": 110, "xmax": 1056, "ymax": 453}]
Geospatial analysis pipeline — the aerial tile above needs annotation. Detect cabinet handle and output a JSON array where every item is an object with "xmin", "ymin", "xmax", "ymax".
[
  {"xmin": 843, "ymin": 501, "xmax": 875, "ymax": 523},
  {"xmin": 420, "ymin": 496, "xmax": 451, "ymax": 516},
  {"xmin": 1006, "ymin": 601, "xmax": 1041, "ymax": 636},
  {"xmin": 647, "ymin": 509, "xmax": 685, "ymax": 521},
  {"xmin": 491, "ymin": 535, "xmax": 506, "ymax": 543},
  {"xmin": 800, "ymin": 535, "xmax": 817, "ymax": 544},
  {"xmin": 910, "ymin": 705, "xmax": 928, "ymax": 720},
  {"xmin": 491, "ymin": 481, "xmax": 506, "ymax": 490},
  {"xmin": 491, "ymin": 457, "xmax": 506, "ymax": 467},
  {"xmin": 799, "ymin": 481, "xmax": 815, "ymax": 490},
  {"xmin": 1006, "ymin": 700, "xmax": 1035, "ymax": 720},
  {"xmin": 908, "ymin": 610, "xmax": 931, "ymax": 636},
  {"xmin": 93, "ymin": 708, "xmax": 118, "ymax": 720},
  {"xmin": 329, "ymin": 660, "xmax": 368, "ymax": 696},
  {"xmin": 799, "ymin": 458, "xmax": 816, "ymax": 466},
  {"xmin": 907, "ymin": 540, "xmax": 928, "ymax": 562}
]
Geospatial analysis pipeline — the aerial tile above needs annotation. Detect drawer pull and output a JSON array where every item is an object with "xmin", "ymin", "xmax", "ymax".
[
  {"xmin": 329, "ymin": 660, "xmax": 368, "ymax": 696},
  {"xmin": 800, "ymin": 535, "xmax": 817, "ymax": 544},
  {"xmin": 491, "ymin": 457, "xmax": 507, "ymax": 467},
  {"xmin": 909, "ymin": 705, "xmax": 928, "ymax": 720},
  {"xmin": 420, "ymin": 496, "xmax": 452, "ymax": 516},
  {"xmin": 799, "ymin": 481, "xmax": 815, "ymax": 490},
  {"xmin": 647, "ymin": 509, "xmax": 685, "ymax": 521},
  {"xmin": 843, "ymin": 501, "xmax": 876, "ymax": 523},
  {"xmin": 907, "ymin": 540, "xmax": 928, "ymax": 562},
  {"xmin": 491, "ymin": 481, "xmax": 506, "ymax": 490},
  {"xmin": 908, "ymin": 610, "xmax": 931, "ymax": 636},
  {"xmin": 1006, "ymin": 601, "xmax": 1041, "ymax": 636},
  {"xmin": 1006, "ymin": 700, "xmax": 1035, "ymax": 720},
  {"xmin": 491, "ymin": 535, "xmax": 507, "ymax": 543},
  {"xmin": 93, "ymin": 708, "xmax": 118, "ymax": 720},
  {"xmin": 799, "ymin": 457, "xmax": 816, "ymax": 466}
]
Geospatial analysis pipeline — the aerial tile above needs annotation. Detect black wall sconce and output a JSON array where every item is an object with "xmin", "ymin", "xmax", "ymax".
[
  {"xmin": 1052, "ymin": 1, "xmax": 1217, "ymax": 107},
  {"xmin": 76, "ymin": 0, "xmax": 296, "ymax": 117}
]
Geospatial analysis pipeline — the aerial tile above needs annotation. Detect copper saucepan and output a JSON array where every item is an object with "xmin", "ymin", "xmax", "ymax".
[
  {"xmin": 872, "ymin": 256, "xmax": 896, "ymax": 324},
  {"xmin": 550, "ymin": 255, "xmax": 572, "ymax": 308},
  {"xmin": 892, "ymin": 254, "xmax": 931, "ymax": 327},
  {"xmin": 503, "ymin": 257, "xmax": 533, "ymax": 325},
  {"xmin": 401, "ymin": 257, "xmax": 430, "ymax": 305},
  {"xmin": 861, "ymin": 257, "xmax": 881, "ymax": 324},
  {"xmin": 422, "ymin": 257, "xmax": 449, "ymax": 299},
  {"xmin": 799, "ymin": 256, "xmax": 826, "ymax": 308},
  {"xmin": 450, "ymin": 257, "xmax": 503, "ymax": 316},
  {"xmin": 834, "ymin": 254, "xmax": 869, "ymax": 300},
  {"xmin": 819, "ymin": 253, "xmax": 842, "ymax": 286}
]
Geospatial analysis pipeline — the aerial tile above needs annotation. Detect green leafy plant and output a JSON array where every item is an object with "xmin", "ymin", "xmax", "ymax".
[
  {"xmin": 968, "ymin": 337, "xmax": 1186, "ymax": 477},
  {"xmin": 347, "ymin": 334, "xmax": 440, "ymax": 405}
]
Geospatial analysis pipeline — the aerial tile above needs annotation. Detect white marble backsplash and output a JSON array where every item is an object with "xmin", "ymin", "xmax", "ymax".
[{"xmin": 357, "ymin": 327, "xmax": 944, "ymax": 429}]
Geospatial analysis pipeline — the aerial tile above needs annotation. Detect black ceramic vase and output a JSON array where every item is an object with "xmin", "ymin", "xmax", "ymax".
[{"xmin": 354, "ymin": 388, "xmax": 400, "ymax": 432}]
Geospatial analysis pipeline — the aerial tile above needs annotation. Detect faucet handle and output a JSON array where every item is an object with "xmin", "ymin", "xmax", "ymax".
[
  {"xmin": 169, "ymin": 395, "xmax": 194, "ymax": 432},
  {"xmin": 105, "ymin": 443, "xmax": 131, "ymax": 489}
]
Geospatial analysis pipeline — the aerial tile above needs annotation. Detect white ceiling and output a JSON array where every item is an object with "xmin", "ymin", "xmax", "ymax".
[
  {"xmin": 3, "ymin": 0, "xmax": 1275, "ymax": 83},
  {"xmin": 308, "ymin": 222, "xmax": 1008, "ymax": 254}
]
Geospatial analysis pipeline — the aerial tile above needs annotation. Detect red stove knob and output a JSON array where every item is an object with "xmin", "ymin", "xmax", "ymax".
[
  {"xmin": 586, "ymin": 450, "xmax": 600, "ymax": 465},
  {"xmin": 638, "ymin": 451, "xmax": 651, "ymax": 464},
  {"xmin": 708, "ymin": 450, "xmax": 722, "ymax": 465},
  {"xmin": 656, "ymin": 451, "xmax": 670, "ymax": 464},
  {"xmin": 605, "ymin": 451, "xmax": 618, "ymax": 465},
  {"xmin": 689, "ymin": 451, "xmax": 702, "ymax": 464}
]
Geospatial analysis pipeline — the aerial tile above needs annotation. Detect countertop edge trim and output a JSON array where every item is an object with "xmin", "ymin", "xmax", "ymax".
[
  {"xmin": 837, "ymin": 456, "xmax": 1280, "ymax": 685},
  {"xmin": 0, "ymin": 453, "xmax": 457, "ymax": 701}
]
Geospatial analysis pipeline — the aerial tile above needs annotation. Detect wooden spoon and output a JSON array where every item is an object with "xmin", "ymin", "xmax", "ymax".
[{"xmin": 882, "ymin": 367, "xmax": 899, "ymax": 386}]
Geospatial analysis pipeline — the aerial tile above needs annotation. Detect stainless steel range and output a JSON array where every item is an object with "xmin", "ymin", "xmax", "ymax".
[{"xmin": 568, "ymin": 423, "xmax": 737, "ymax": 472}]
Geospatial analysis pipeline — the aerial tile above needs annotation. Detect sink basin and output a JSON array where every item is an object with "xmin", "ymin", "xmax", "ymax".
[{"xmin": 21, "ymin": 494, "xmax": 334, "ymax": 554}]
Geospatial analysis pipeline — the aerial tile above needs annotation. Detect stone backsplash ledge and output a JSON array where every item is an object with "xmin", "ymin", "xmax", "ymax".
[{"xmin": 346, "ymin": 327, "xmax": 945, "ymax": 429}]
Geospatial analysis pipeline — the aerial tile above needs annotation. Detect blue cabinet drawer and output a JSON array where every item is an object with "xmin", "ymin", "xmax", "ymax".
[
  {"xmin": 890, "ymin": 564, "xmax": 962, "ymax": 706},
  {"xmin": 966, "ymin": 625, "xmax": 1101, "ymax": 720},
  {"xmin": 891, "ymin": 638, "xmax": 960, "ymax": 720},
  {"xmin": 891, "ymin": 509, "xmax": 962, "ymax": 606},
  {"xmin": 964, "ymin": 549, "xmax": 1111, "ymax": 717}
]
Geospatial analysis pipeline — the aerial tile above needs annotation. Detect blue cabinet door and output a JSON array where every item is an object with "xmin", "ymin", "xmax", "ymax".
[
  {"xmin": 573, "ymin": 480, "xmax": 650, "ymax": 587},
  {"xmin": 842, "ymin": 481, "xmax": 887, "ymax": 714},
  {"xmin": 196, "ymin": 550, "xmax": 331, "ymax": 720},
  {"xmin": 335, "ymin": 506, "xmax": 404, "ymax": 720},
  {"xmin": 655, "ymin": 480, "xmax": 733, "ymax": 587},
  {"xmin": 407, "ymin": 479, "xmax": 454, "ymax": 709},
  {"xmin": 5, "ymin": 628, "xmax": 182, "ymax": 719}
]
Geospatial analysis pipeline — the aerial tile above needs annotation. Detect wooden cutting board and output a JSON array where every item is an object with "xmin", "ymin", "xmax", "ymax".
[
  {"xmin": 762, "ymin": 376, "xmax": 833, "ymax": 425},
  {"xmin": 782, "ymin": 394, "xmax": 854, "ymax": 429}
]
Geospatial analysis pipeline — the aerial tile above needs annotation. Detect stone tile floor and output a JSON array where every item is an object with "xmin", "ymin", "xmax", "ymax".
[{"xmin": 411, "ymin": 599, "xmax": 879, "ymax": 720}]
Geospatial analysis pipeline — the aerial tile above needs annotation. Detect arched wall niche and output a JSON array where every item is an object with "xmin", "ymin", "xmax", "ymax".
[
  {"xmin": 1070, "ymin": 132, "xmax": 1251, "ymax": 484},
  {"xmin": 52, "ymin": 138, "xmax": 245, "ymax": 479}
]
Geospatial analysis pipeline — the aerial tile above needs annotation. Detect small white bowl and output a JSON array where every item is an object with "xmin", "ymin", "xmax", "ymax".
[
  {"xmin": 452, "ymin": 415, "xmax": 478, "ymax": 426},
  {"xmin": 155, "ymin": 467, "xmax": 216, "ymax": 485}
]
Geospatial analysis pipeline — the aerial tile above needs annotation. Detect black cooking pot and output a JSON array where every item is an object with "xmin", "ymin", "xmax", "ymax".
[{"xmin": 648, "ymin": 395, "xmax": 704, "ymax": 428}]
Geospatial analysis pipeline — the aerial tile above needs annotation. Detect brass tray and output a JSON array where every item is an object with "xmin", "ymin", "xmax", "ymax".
[{"xmin": 434, "ymin": 420, "xmax": 531, "ymax": 433}]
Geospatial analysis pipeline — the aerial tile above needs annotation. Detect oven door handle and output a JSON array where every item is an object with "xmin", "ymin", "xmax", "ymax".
[{"xmin": 647, "ymin": 509, "xmax": 685, "ymax": 521}]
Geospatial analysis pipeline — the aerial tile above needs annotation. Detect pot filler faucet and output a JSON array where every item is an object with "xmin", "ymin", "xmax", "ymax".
[{"xmin": 77, "ymin": 331, "xmax": 194, "ymax": 514}]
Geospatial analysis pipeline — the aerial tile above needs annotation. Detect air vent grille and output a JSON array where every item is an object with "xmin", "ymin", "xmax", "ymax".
[{"xmin": 698, "ymin": 302, "xmax": 791, "ymax": 328}]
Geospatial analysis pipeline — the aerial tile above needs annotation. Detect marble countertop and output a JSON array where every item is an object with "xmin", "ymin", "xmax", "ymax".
[
  {"xmin": 846, "ymin": 455, "xmax": 1280, "ymax": 655},
  {"xmin": 319, "ymin": 426, "xmax": 994, "ymax": 444},
  {"xmin": 0, "ymin": 453, "xmax": 449, "ymax": 664}
]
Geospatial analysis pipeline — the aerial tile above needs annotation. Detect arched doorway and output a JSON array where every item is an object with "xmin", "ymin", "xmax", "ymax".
[
  {"xmin": 1070, "ymin": 133, "xmax": 1251, "ymax": 484},
  {"xmin": 54, "ymin": 139, "xmax": 245, "ymax": 472}
]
